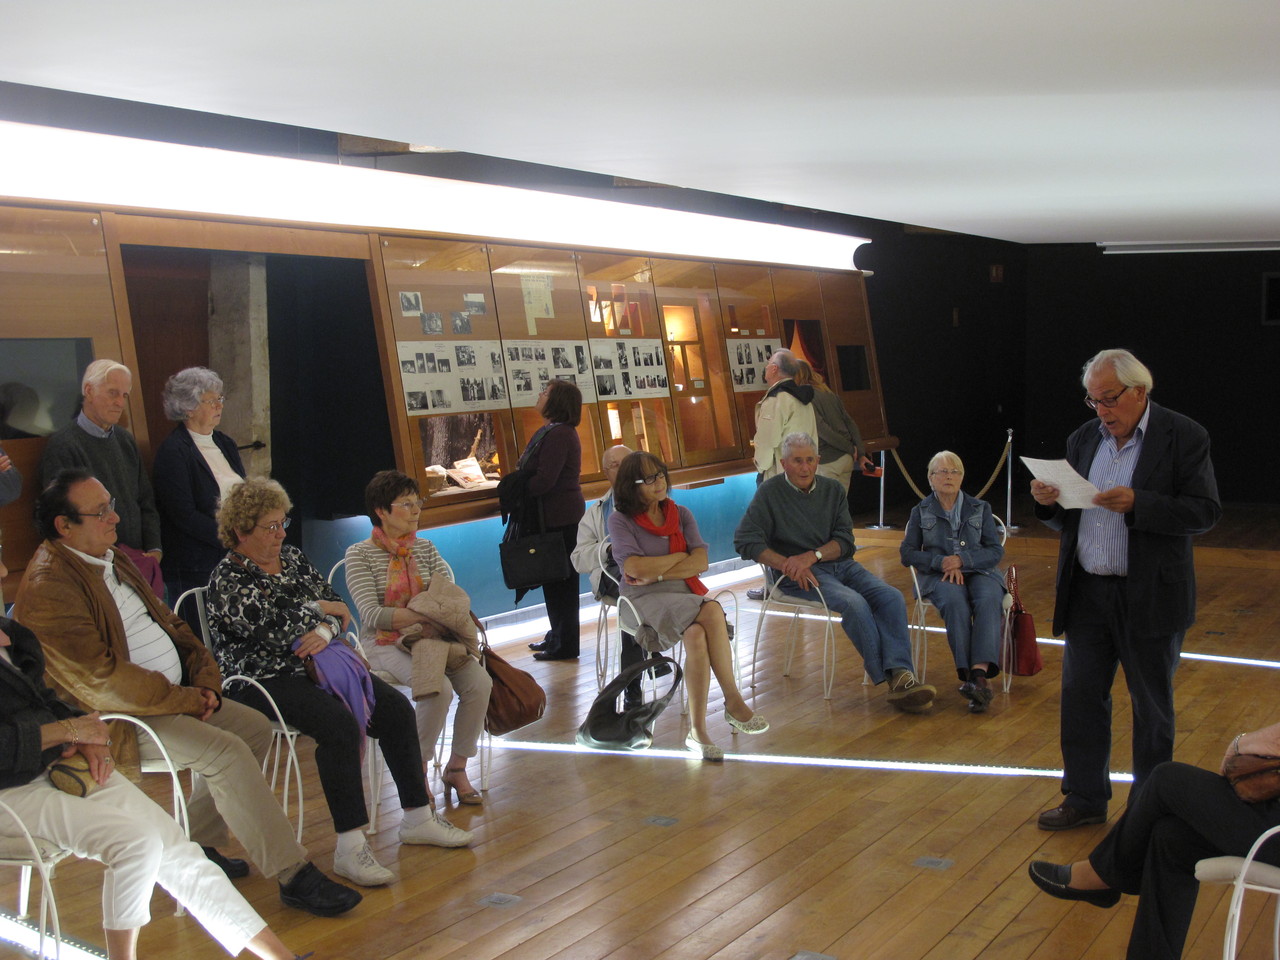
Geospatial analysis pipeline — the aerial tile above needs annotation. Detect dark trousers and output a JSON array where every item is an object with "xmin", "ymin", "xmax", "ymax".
[
  {"xmin": 1089, "ymin": 761, "xmax": 1280, "ymax": 960},
  {"xmin": 618, "ymin": 630, "xmax": 642, "ymax": 700},
  {"xmin": 1060, "ymin": 569, "xmax": 1183, "ymax": 811},
  {"xmin": 540, "ymin": 524, "xmax": 583, "ymax": 657},
  {"xmin": 232, "ymin": 673, "xmax": 430, "ymax": 834}
]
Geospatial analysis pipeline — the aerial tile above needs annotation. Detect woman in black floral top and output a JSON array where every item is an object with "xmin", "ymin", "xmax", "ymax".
[{"xmin": 206, "ymin": 478, "xmax": 472, "ymax": 889}]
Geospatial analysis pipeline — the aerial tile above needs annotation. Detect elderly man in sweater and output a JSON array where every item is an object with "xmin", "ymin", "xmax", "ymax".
[{"xmin": 735, "ymin": 432, "xmax": 935, "ymax": 712}]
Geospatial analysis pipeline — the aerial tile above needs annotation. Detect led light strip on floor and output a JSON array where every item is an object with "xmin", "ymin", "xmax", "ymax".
[{"xmin": 0, "ymin": 911, "xmax": 104, "ymax": 959}]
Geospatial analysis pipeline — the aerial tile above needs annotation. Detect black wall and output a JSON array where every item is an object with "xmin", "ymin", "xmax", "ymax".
[{"xmin": 1022, "ymin": 244, "xmax": 1280, "ymax": 504}]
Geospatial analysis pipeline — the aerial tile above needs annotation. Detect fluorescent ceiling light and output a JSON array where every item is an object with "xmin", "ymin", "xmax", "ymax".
[
  {"xmin": 0, "ymin": 121, "xmax": 869, "ymax": 270},
  {"xmin": 1099, "ymin": 240, "xmax": 1280, "ymax": 254}
]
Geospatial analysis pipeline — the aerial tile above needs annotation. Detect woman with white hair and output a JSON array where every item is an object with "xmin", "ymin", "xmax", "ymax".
[
  {"xmin": 899, "ymin": 451, "xmax": 1006, "ymax": 712},
  {"xmin": 152, "ymin": 366, "xmax": 246, "ymax": 597}
]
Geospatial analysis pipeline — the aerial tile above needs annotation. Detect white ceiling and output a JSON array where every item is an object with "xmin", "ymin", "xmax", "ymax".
[{"xmin": 3, "ymin": 0, "xmax": 1279, "ymax": 246}]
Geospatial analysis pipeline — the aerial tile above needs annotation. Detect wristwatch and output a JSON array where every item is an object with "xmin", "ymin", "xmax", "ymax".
[{"xmin": 813, "ymin": 549, "xmax": 824, "ymax": 562}]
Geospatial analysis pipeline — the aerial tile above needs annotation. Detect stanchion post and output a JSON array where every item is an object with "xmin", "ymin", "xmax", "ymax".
[
  {"xmin": 1005, "ymin": 428, "xmax": 1021, "ymax": 530},
  {"xmin": 866, "ymin": 450, "xmax": 894, "ymax": 530}
]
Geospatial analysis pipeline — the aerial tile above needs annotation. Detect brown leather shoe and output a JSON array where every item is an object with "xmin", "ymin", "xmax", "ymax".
[{"xmin": 1037, "ymin": 804, "xmax": 1106, "ymax": 831}]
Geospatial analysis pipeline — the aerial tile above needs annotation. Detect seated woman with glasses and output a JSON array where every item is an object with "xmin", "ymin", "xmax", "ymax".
[
  {"xmin": 899, "ymin": 450, "xmax": 1006, "ymax": 713},
  {"xmin": 344, "ymin": 470, "xmax": 492, "ymax": 806},
  {"xmin": 607, "ymin": 451, "xmax": 768, "ymax": 761},
  {"xmin": 152, "ymin": 366, "xmax": 246, "ymax": 599},
  {"xmin": 205, "ymin": 478, "xmax": 472, "ymax": 890}
]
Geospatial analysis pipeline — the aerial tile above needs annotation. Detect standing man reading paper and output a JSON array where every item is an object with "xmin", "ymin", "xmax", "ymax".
[{"xmin": 1031, "ymin": 349, "xmax": 1220, "ymax": 830}]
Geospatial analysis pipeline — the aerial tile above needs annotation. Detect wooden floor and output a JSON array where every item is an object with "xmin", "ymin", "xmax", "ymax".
[{"xmin": 5, "ymin": 509, "xmax": 1280, "ymax": 959}]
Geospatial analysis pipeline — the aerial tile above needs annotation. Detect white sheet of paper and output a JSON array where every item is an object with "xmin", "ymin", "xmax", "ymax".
[{"xmin": 1020, "ymin": 457, "xmax": 1100, "ymax": 510}]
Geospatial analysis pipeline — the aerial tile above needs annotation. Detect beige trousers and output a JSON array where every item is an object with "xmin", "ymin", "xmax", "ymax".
[{"xmin": 139, "ymin": 698, "xmax": 307, "ymax": 878}]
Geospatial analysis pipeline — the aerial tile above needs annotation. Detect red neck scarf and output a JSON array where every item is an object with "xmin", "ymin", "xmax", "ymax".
[
  {"xmin": 371, "ymin": 526, "xmax": 423, "ymax": 645},
  {"xmin": 634, "ymin": 498, "xmax": 707, "ymax": 596}
]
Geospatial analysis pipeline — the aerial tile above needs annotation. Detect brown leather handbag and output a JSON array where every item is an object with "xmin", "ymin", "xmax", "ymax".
[
  {"xmin": 481, "ymin": 633, "xmax": 546, "ymax": 736},
  {"xmin": 1225, "ymin": 753, "xmax": 1280, "ymax": 804}
]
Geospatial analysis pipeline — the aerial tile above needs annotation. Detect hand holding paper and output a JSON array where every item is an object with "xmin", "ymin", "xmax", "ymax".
[{"xmin": 1021, "ymin": 457, "xmax": 1100, "ymax": 510}]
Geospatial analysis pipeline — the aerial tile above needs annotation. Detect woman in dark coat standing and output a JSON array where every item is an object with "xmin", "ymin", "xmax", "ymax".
[
  {"xmin": 520, "ymin": 380, "xmax": 586, "ymax": 661},
  {"xmin": 152, "ymin": 367, "xmax": 246, "ymax": 598}
]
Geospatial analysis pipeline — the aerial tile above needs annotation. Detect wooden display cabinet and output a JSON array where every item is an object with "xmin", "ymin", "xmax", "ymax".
[{"xmin": 652, "ymin": 258, "xmax": 743, "ymax": 464}]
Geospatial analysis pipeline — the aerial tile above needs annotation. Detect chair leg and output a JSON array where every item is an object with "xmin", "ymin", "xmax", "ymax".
[
  {"xmin": 1272, "ymin": 887, "xmax": 1280, "ymax": 960},
  {"xmin": 1224, "ymin": 880, "xmax": 1247, "ymax": 959},
  {"xmin": 18, "ymin": 862, "xmax": 31, "ymax": 918},
  {"xmin": 822, "ymin": 617, "xmax": 836, "ymax": 700},
  {"xmin": 366, "ymin": 738, "xmax": 383, "ymax": 834}
]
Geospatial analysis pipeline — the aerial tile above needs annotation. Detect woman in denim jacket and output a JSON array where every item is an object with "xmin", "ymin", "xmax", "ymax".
[{"xmin": 900, "ymin": 451, "xmax": 1006, "ymax": 712}]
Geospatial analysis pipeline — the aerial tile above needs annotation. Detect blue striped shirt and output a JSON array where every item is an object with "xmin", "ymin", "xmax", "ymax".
[{"xmin": 1077, "ymin": 404, "xmax": 1151, "ymax": 576}]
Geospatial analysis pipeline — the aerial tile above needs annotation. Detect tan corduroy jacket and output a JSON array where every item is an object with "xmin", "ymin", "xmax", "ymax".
[{"xmin": 13, "ymin": 539, "xmax": 222, "ymax": 777}]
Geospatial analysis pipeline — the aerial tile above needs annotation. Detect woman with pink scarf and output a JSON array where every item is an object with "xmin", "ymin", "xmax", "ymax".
[{"xmin": 345, "ymin": 471, "xmax": 491, "ymax": 806}]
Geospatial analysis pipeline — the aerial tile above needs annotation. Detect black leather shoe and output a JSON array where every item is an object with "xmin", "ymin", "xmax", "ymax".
[
  {"xmin": 746, "ymin": 587, "xmax": 764, "ymax": 601},
  {"xmin": 202, "ymin": 846, "xmax": 250, "ymax": 879},
  {"xmin": 279, "ymin": 862, "xmax": 362, "ymax": 917},
  {"xmin": 1028, "ymin": 861, "xmax": 1120, "ymax": 908},
  {"xmin": 1037, "ymin": 804, "xmax": 1107, "ymax": 831},
  {"xmin": 528, "ymin": 640, "xmax": 549, "ymax": 651},
  {"xmin": 533, "ymin": 650, "xmax": 578, "ymax": 661}
]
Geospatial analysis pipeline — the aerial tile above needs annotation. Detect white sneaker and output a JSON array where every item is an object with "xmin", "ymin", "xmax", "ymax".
[
  {"xmin": 399, "ymin": 808, "xmax": 473, "ymax": 848},
  {"xmin": 333, "ymin": 843, "xmax": 395, "ymax": 887}
]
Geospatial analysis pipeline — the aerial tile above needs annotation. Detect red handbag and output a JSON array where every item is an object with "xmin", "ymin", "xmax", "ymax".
[{"xmin": 1003, "ymin": 565, "xmax": 1043, "ymax": 676}]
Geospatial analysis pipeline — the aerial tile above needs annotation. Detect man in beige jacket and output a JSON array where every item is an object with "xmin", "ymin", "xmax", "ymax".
[{"xmin": 14, "ymin": 466, "xmax": 360, "ymax": 918}]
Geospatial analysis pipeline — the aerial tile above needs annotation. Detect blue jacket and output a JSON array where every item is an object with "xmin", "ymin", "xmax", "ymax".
[
  {"xmin": 152, "ymin": 425, "xmax": 245, "ymax": 583},
  {"xmin": 900, "ymin": 491, "xmax": 1005, "ymax": 597}
]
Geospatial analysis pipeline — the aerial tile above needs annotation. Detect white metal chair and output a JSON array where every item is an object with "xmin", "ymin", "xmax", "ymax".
[
  {"xmin": 174, "ymin": 586, "xmax": 305, "ymax": 842},
  {"xmin": 0, "ymin": 799, "xmax": 70, "ymax": 959},
  {"xmin": 594, "ymin": 538, "xmax": 622, "ymax": 693},
  {"xmin": 328, "ymin": 556, "xmax": 490, "ymax": 832},
  {"xmin": 1196, "ymin": 823, "xmax": 1280, "ymax": 959},
  {"xmin": 752, "ymin": 566, "xmax": 840, "ymax": 700},
  {"xmin": 907, "ymin": 514, "xmax": 1010, "ymax": 690}
]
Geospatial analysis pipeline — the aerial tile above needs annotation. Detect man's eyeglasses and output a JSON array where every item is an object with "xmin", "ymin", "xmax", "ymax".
[
  {"xmin": 255, "ymin": 518, "xmax": 292, "ymax": 534},
  {"xmin": 391, "ymin": 499, "xmax": 424, "ymax": 511},
  {"xmin": 930, "ymin": 469, "xmax": 963, "ymax": 477},
  {"xmin": 635, "ymin": 472, "xmax": 666, "ymax": 486},
  {"xmin": 69, "ymin": 498, "xmax": 116, "ymax": 521},
  {"xmin": 1084, "ymin": 385, "xmax": 1130, "ymax": 410}
]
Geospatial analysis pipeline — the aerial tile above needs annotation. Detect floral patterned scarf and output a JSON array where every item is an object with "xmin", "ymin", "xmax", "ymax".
[
  {"xmin": 372, "ymin": 525, "xmax": 423, "ymax": 645},
  {"xmin": 634, "ymin": 498, "xmax": 707, "ymax": 596}
]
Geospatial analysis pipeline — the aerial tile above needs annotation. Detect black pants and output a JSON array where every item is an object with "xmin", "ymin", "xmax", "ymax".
[
  {"xmin": 232, "ymin": 673, "xmax": 431, "ymax": 834},
  {"xmin": 1060, "ymin": 569, "xmax": 1182, "ymax": 810},
  {"xmin": 1089, "ymin": 761, "xmax": 1280, "ymax": 960},
  {"xmin": 540, "ymin": 524, "xmax": 583, "ymax": 657}
]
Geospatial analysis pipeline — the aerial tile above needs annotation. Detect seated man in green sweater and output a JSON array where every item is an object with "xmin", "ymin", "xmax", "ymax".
[{"xmin": 734, "ymin": 432, "xmax": 935, "ymax": 712}]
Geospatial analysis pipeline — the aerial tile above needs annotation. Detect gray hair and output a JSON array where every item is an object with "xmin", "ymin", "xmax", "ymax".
[
  {"xmin": 82, "ymin": 359, "xmax": 131, "ymax": 393},
  {"xmin": 771, "ymin": 349, "xmax": 801, "ymax": 378},
  {"xmin": 162, "ymin": 367, "xmax": 225, "ymax": 421},
  {"xmin": 1082, "ymin": 349, "xmax": 1153, "ymax": 392},
  {"xmin": 780, "ymin": 431, "xmax": 818, "ymax": 459},
  {"xmin": 927, "ymin": 450, "xmax": 964, "ymax": 475}
]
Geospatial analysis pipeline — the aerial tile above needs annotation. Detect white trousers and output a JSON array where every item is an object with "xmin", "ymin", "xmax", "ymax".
[{"xmin": 0, "ymin": 772, "xmax": 265, "ymax": 955}]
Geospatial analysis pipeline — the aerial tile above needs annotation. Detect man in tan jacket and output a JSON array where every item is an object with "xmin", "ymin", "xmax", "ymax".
[{"xmin": 14, "ymin": 467, "xmax": 360, "ymax": 918}]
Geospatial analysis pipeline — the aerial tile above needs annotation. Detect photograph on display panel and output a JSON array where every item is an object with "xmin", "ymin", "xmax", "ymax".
[
  {"xmin": 503, "ymin": 338, "xmax": 598, "ymax": 406},
  {"xmin": 396, "ymin": 340, "xmax": 508, "ymax": 415},
  {"xmin": 728, "ymin": 338, "xmax": 778, "ymax": 392}
]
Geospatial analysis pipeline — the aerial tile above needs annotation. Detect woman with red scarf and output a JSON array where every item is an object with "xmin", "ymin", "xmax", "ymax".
[
  {"xmin": 607, "ymin": 452, "xmax": 768, "ymax": 761},
  {"xmin": 345, "ymin": 471, "xmax": 492, "ymax": 807}
]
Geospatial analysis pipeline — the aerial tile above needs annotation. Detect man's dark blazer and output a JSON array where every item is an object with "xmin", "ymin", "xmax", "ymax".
[
  {"xmin": 152, "ymin": 424, "xmax": 245, "ymax": 582},
  {"xmin": 1036, "ymin": 401, "xmax": 1220, "ymax": 638}
]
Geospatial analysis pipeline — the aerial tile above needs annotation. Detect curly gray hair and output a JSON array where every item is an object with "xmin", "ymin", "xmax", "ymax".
[{"xmin": 162, "ymin": 366, "xmax": 224, "ymax": 421}]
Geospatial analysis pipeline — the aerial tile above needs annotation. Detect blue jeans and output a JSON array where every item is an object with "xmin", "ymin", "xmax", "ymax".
[
  {"xmin": 781, "ymin": 559, "xmax": 912, "ymax": 683},
  {"xmin": 926, "ymin": 572, "xmax": 1004, "ymax": 677}
]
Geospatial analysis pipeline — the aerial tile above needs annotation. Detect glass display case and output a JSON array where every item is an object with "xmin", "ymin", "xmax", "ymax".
[
  {"xmin": 652, "ymin": 258, "xmax": 743, "ymax": 464},
  {"xmin": 575, "ymin": 252, "xmax": 677, "ymax": 464},
  {"xmin": 714, "ymin": 263, "xmax": 781, "ymax": 451},
  {"xmin": 381, "ymin": 236, "xmax": 513, "ymax": 503}
]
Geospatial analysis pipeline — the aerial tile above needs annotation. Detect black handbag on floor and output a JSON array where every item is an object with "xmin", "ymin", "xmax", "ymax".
[{"xmin": 576, "ymin": 655, "xmax": 683, "ymax": 751}]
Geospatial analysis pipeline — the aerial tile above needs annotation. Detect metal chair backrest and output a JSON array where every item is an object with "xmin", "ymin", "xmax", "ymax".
[{"xmin": 172, "ymin": 585, "xmax": 213, "ymax": 650}]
